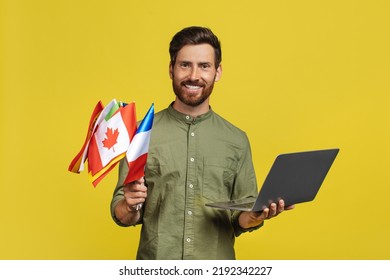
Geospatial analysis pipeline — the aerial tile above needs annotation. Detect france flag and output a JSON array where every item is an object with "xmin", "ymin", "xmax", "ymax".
[{"xmin": 124, "ymin": 103, "xmax": 154, "ymax": 184}]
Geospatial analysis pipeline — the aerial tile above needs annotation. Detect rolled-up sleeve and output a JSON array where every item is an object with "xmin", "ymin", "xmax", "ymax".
[{"xmin": 230, "ymin": 133, "xmax": 263, "ymax": 236}]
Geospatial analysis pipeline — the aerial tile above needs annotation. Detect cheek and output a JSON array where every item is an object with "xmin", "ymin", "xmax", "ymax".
[
  {"xmin": 204, "ymin": 73, "xmax": 217, "ymax": 84},
  {"xmin": 172, "ymin": 71, "xmax": 189, "ymax": 83}
]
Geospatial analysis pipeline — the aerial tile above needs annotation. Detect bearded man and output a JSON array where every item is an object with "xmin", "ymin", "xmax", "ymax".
[{"xmin": 111, "ymin": 26, "xmax": 293, "ymax": 260}]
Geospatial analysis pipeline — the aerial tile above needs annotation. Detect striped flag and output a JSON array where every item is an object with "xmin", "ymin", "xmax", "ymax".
[
  {"xmin": 124, "ymin": 103, "xmax": 154, "ymax": 184},
  {"xmin": 68, "ymin": 101, "xmax": 104, "ymax": 173}
]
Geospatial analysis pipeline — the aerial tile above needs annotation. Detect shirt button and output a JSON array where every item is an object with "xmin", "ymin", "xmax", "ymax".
[
  {"xmin": 186, "ymin": 116, "xmax": 190, "ymax": 120},
  {"xmin": 188, "ymin": 210, "xmax": 192, "ymax": 215},
  {"xmin": 190, "ymin": 157, "xmax": 195, "ymax": 162},
  {"xmin": 189, "ymin": 184, "xmax": 193, "ymax": 189},
  {"xmin": 190, "ymin": 132, "xmax": 195, "ymax": 137},
  {"xmin": 186, "ymin": 238, "xmax": 191, "ymax": 243}
]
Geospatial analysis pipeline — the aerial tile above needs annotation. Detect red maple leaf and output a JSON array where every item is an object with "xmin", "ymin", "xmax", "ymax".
[{"xmin": 102, "ymin": 127, "xmax": 120, "ymax": 152}]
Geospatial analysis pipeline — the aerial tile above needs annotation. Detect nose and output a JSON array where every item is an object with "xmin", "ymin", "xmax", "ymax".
[{"xmin": 189, "ymin": 66, "xmax": 200, "ymax": 81}]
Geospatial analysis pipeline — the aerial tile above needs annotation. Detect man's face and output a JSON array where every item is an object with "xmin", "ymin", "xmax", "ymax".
[{"xmin": 170, "ymin": 44, "xmax": 222, "ymax": 107}]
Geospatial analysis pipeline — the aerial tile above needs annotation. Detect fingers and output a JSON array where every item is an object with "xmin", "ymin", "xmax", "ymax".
[
  {"xmin": 260, "ymin": 200, "xmax": 292, "ymax": 220},
  {"xmin": 285, "ymin": 204, "xmax": 295, "ymax": 210},
  {"xmin": 270, "ymin": 202, "xmax": 279, "ymax": 216},
  {"xmin": 124, "ymin": 180, "xmax": 147, "ymax": 193},
  {"xmin": 123, "ymin": 178, "xmax": 147, "ymax": 211},
  {"xmin": 261, "ymin": 203, "xmax": 278, "ymax": 219}
]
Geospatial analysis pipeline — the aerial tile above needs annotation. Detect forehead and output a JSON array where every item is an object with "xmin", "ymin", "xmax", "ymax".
[{"xmin": 176, "ymin": 44, "xmax": 215, "ymax": 64}]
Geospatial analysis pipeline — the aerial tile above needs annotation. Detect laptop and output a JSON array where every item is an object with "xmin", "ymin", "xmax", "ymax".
[{"xmin": 205, "ymin": 149, "xmax": 339, "ymax": 212}]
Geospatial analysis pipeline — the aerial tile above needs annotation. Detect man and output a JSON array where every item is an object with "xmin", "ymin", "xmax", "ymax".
[{"xmin": 111, "ymin": 26, "xmax": 293, "ymax": 260}]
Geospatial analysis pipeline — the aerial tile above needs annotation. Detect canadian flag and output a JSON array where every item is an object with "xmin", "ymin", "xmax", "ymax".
[{"xmin": 88, "ymin": 102, "xmax": 137, "ymax": 186}]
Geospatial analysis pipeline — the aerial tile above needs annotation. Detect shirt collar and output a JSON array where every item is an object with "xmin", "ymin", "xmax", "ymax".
[{"xmin": 167, "ymin": 102, "xmax": 213, "ymax": 125}]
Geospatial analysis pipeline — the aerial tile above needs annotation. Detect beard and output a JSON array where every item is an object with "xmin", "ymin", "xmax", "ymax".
[{"xmin": 172, "ymin": 77, "xmax": 215, "ymax": 107}]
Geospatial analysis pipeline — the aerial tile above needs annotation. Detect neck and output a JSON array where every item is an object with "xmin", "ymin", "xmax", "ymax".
[{"xmin": 172, "ymin": 98, "xmax": 210, "ymax": 117}]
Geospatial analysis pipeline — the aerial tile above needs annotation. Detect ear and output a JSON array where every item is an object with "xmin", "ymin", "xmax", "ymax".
[
  {"xmin": 214, "ymin": 64, "xmax": 222, "ymax": 82},
  {"xmin": 169, "ymin": 62, "xmax": 173, "ymax": 79}
]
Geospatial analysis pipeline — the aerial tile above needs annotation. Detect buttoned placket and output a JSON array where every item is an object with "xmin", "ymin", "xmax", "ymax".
[{"xmin": 183, "ymin": 116, "xmax": 197, "ymax": 259}]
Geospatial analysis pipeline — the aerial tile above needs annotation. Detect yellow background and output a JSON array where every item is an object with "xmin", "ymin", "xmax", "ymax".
[{"xmin": 1, "ymin": 0, "xmax": 389, "ymax": 259}]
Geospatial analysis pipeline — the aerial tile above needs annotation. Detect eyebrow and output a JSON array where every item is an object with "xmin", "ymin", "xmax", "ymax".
[{"xmin": 177, "ymin": 60, "xmax": 213, "ymax": 66}]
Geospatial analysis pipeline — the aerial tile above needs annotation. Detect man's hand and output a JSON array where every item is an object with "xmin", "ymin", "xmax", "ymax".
[
  {"xmin": 238, "ymin": 200, "xmax": 295, "ymax": 229},
  {"xmin": 114, "ymin": 177, "xmax": 147, "ymax": 225},
  {"xmin": 123, "ymin": 177, "xmax": 148, "ymax": 212}
]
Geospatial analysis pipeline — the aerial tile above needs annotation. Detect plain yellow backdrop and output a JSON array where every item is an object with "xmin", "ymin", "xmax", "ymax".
[{"xmin": 1, "ymin": 0, "xmax": 389, "ymax": 259}]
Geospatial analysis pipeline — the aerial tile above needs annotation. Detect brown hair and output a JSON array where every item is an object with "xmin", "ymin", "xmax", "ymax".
[{"xmin": 169, "ymin": 26, "xmax": 222, "ymax": 69}]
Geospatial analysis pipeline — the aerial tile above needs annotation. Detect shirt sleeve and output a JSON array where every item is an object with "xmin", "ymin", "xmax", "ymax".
[
  {"xmin": 230, "ymin": 133, "xmax": 264, "ymax": 236},
  {"xmin": 231, "ymin": 210, "xmax": 264, "ymax": 237}
]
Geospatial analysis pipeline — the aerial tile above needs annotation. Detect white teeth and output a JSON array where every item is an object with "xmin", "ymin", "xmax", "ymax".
[{"xmin": 185, "ymin": 84, "xmax": 201, "ymax": 90}]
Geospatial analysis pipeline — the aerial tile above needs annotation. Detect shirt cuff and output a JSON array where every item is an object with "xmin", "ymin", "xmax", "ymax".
[
  {"xmin": 110, "ymin": 197, "xmax": 143, "ymax": 227},
  {"xmin": 231, "ymin": 210, "xmax": 264, "ymax": 237}
]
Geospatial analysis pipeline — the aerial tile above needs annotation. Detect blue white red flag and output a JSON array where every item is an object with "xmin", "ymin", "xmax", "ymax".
[{"xmin": 124, "ymin": 103, "xmax": 154, "ymax": 184}]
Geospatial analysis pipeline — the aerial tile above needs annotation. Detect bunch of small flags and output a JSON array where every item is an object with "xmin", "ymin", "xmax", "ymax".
[{"xmin": 68, "ymin": 99, "xmax": 154, "ymax": 187}]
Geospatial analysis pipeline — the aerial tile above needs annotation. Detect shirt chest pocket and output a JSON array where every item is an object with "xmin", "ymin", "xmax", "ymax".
[{"xmin": 202, "ymin": 157, "xmax": 238, "ymax": 202}]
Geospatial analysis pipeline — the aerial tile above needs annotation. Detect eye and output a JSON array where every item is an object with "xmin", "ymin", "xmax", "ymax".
[
  {"xmin": 201, "ymin": 63, "xmax": 211, "ymax": 70},
  {"xmin": 180, "ymin": 62, "xmax": 190, "ymax": 68}
]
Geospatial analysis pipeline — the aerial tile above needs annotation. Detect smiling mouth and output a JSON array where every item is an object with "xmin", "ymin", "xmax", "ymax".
[
  {"xmin": 183, "ymin": 82, "xmax": 204, "ymax": 90},
  {"xmin": 185, "ymin": 84, "xmax": 202, "ymax": 90}
]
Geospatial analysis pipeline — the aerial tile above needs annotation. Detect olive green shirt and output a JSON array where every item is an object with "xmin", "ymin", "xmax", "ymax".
[{"xmin": 111, "ymin": 104, "xmax": 262, "ymax": 260}]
